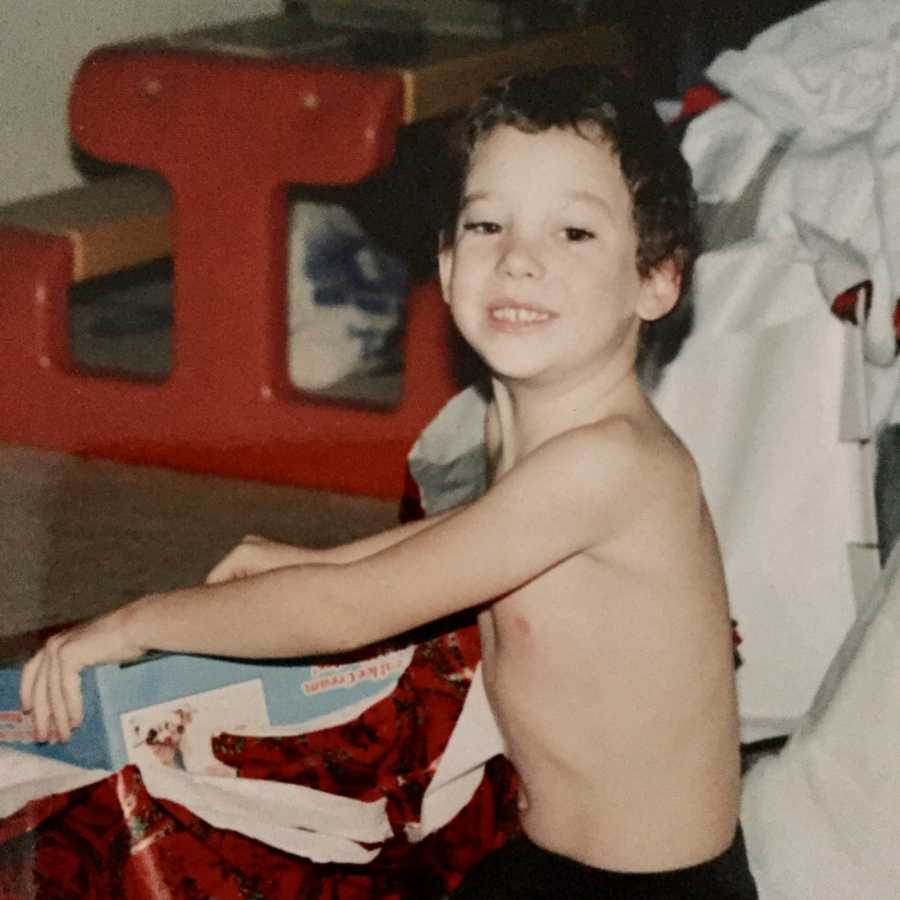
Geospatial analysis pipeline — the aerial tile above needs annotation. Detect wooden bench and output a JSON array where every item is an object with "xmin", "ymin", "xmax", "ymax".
[{"xmin": 0, "ymin": 172, "xmax": 170, "ymax": 283}]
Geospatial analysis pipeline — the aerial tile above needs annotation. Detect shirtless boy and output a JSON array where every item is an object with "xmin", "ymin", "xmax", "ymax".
[{"xmin": 21, "ymin": 66, "xmax": 757, "ymax": 898}]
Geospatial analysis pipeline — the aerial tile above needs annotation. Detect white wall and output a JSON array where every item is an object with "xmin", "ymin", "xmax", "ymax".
[{"xmin": 0, "ymin": 1, "xmax": 282, "ymax": 205}]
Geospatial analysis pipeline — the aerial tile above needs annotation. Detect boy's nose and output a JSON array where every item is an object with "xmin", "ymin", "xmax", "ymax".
[{"xmin": 498, "ymin": 237, "xmax": 545, "ymax": 279}]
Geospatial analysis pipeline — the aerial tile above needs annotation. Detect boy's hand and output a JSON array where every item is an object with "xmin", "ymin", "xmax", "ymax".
[
  {"xmin": 19, "ymin": 609, "xmax": 145, "ymax": 743},
  {"xmin": 205, "ymin": 534, "xmax": 319, "ymax": 584}
]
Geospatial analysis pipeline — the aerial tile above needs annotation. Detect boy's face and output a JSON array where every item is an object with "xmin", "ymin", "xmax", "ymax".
[{"xmin": 439, "ymin": 125, "xmax": 678, "ymax": 387}]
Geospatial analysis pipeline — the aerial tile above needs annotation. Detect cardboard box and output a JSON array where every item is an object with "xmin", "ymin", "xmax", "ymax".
[{"xmin": 0, "ymin": 648, "xmax": 410, "ymax": 771}]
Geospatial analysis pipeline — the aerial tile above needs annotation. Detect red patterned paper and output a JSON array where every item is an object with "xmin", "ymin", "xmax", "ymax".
[{"xmin": 0, "ymin": 626, "xmax": 519, "ymax": 898}]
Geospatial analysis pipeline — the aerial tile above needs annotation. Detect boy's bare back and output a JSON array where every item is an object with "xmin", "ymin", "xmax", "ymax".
[{"xmin": 479, "ymin": 392, "xmax": 740, "ymax": 874}]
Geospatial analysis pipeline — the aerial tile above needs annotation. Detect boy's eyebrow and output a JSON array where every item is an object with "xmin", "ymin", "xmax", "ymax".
[
  {"xmin": 459, "ymin": 191, "xmax": 489, "ymax": 211},
  {"xmin": 565, "ymin": 191, "xmax": 615, "ymax": 218},
  {"xmin": 459, "ymin": 190, "xmax": 616, "ymax": 219}
]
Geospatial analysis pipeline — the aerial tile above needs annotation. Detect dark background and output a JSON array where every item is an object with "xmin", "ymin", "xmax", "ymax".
[
  {"xmin": 500, "ymin": 0, "xmax": 822, "ymax": 95},
  {"xmin": 283, "ymin": 2, "xmax": 823, "ymax": 96},
  {"xmin": 614, "ymin": 0, "xmax": 822, "ymax": 95}
]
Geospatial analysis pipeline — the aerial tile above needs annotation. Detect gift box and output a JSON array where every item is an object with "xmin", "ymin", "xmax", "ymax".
[{"xmin": 0, "ymin": 646, "xmax": 411, "ymax": 771}]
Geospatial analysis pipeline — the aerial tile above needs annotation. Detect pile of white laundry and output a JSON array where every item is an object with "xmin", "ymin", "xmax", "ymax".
[
  {"xmin": 652, "ymin": 0, "xmax": 900, "ymax": 742},
  {"xmin": 684, "ymin": 0, "xmax": 900, "ymax": 369}
]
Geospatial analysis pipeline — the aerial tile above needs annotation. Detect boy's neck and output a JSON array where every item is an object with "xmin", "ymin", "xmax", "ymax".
[{"xmin": 490, "ymin": 358, "xmax": 646, "ymax": 465}]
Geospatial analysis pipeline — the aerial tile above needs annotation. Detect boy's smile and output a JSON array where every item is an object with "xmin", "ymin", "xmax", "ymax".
[
  {"xmin": 439, "ymin": 125, "xmax": 677, "ymax": 389},
  {"xmin": 487, "ymin": 300, "xmax": 557, "ymax": 330}
]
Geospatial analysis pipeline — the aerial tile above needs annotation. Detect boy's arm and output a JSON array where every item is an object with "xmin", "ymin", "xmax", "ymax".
[
  {"xmin": 22, "ymin": 425, "xmax": 640, "ymax": 740},
  {"xmin": 206, "ymin": 509, "xmax": 461, "ymax": 584},
  {"xmin": 103, "ymin": 425, "xmax": 639, "ymax": 657},
  {"xmin": 312, "ymin": 507, "xmax": 462, "ymax": 563}
]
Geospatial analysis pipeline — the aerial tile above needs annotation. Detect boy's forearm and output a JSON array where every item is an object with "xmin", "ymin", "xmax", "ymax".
[
  {"xmin": 118, "ymin": 509, "xmax": 464, "ymax": 662},
  {"xmin": 124, "ymin": 563, "xmax": 368, "ymax": 661},
  {"xmin": 321, "ymin": 507, "xmax": 460, "ymax": 563}
]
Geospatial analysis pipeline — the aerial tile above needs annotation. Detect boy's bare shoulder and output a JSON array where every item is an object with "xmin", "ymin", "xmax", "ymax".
[
  {"xmin": 477, "ymin": 416, "xmax": 695, "ymax": 568},
  {"xmin": 535, "ymin": 411, "xmax": 697, "ymax": 499}
]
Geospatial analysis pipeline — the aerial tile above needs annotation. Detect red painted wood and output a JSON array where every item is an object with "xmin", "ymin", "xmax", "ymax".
[{"xmin": 0, "ymin": 50, "xmax": 460, "ymax": 498}]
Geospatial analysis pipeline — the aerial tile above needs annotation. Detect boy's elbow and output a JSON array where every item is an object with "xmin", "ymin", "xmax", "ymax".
[
  {"xmin": 302, "ymin": 573, "xmax": 383, "ymax": 655},
  {"xmin": 327, "ymin": 618, "xmax": 370, "ymax": 655},
  {"xmin": 281, "ymin": 561, "xmax": 415, "ymax": 656},
  {"xmin": 335, "ymin": 607, "xmax": 399, "ymax": 655}
]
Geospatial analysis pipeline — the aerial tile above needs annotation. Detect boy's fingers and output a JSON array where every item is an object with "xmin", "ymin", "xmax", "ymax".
[
  {"xmin": 46, "ymin": 640, "xmax": 85, "ymax": 742},
  {"xmin": 30, "ymin": 659, "xmax": 52, "ymax": 743},
  {"xmin": 206, "ymin": 546, "xmax": 245, "ymax": 584},
  {"xmin": 30, "ymin": 636, "xmax": 66, "ymax": 742},
  {"xmin": 19, "ymin": 648, "xmax": 43, "ymax": 712},
  {"xmin": 44, "ymin": 650, "xmax": 68, "ymax": 741},
  {"xmin": 60, "ymin": 664, "xmax": 84, "ymax": 733},
  {"xmin": 205, "ymin": 557, "xmax": 235, "ymax": 584}
]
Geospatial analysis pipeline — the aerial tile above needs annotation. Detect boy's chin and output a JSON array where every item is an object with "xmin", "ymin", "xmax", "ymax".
[
  {"xmin": 463, "ymin": 329, "xmax": 567, "ymax": 384},
  {"xmin": 486, "ymin": 357, "xmax": 560, "ymax": 386}
]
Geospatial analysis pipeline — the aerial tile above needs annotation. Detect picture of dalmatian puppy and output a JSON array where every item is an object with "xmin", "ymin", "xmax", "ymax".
[{"xmin": 128, "ymin": 706, "xmax": 193, "ymax": 768}]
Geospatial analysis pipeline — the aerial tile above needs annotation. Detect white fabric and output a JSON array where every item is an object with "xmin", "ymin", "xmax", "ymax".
[
  {"xmin": 286, "ymin": 202, "xmax": 405, "ymax": 390},
  {"xmin": 682, "ymin": 0, "xmax": 900, "ymax": 377},
  {"xmin": 652, "ymin": 230, "xmax": 879, "ymax": 739},
  {"xmin": 407, "ymin": 384, "xmax": 489, "ymax": 516},
  {"xmin": 0, "ymin": 750, "xmax": 109, "ymax": 819},
  {"xmin": 741, "ymin": 536, "xmax": 900, "ymax": 899}
]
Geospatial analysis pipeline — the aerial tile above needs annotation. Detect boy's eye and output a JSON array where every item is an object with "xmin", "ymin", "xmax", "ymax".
[
  {"xmin": 462, "ymin": 221, "xmax": 501, "ymax": 235},
  {"xmin": 564, "ymin": 227, "xmax": 595, "ymax": 242}
]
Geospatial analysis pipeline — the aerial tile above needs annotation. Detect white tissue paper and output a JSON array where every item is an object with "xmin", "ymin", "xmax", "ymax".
[{"xmin": 682, "ymin": 0, "xmax": 900, "ymax": 372}]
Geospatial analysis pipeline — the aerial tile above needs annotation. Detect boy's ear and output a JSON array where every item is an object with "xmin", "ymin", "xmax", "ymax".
[
  {"xmin": 437, "ymin": 236, "xmax": 454, "ymax": 306},
  {"xmin": 637, "ymin": 259, "xmax": 681, "ymax": 323}
]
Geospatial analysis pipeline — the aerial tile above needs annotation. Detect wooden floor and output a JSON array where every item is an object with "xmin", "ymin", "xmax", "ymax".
[{"xmin": 0, "ymin": 442, "xmax": 397, "ymax": 645}]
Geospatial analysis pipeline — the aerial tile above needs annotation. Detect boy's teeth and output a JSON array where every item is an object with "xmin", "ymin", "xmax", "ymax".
[{"xmin": 493, "ymin": 307, "xmax": 550, "ymax": 323}]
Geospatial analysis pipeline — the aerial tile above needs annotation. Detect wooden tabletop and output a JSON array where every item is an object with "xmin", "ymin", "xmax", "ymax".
[
  {"xmin": 397, "ymin": 24, "xmax": 632, "ymax": 122},
  {"xmin": 161, "ymin": 14, "xmax": 634, "ymax": 123}
]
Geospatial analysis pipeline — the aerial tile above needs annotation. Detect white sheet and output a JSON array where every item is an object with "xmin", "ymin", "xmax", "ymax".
[
  {"xmin": 683, "ymin": 0, "xmax": 900, "ymax": 384},
  {"xmin": 741, "ymin": 534, "xmax": 900, "ymax": 899},
  {"xmin": 653, "ymin": 227, "xmax": 879, "ymax": 739}
]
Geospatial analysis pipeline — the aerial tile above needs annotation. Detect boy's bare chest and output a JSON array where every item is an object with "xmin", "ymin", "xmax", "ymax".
[{"xmin": 478, "ymin": 552, "xmax": 608, "ymax": 661}]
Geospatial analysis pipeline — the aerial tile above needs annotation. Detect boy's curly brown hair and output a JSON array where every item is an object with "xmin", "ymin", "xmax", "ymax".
[{"xmin": 443, "ymin": 64, "xmax": 701, "ymax": 383}]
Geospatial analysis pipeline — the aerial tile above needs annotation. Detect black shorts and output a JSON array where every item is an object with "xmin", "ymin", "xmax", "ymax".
[{"xmin": 450, "ymin": 827, "xmax": 758, "ymax": 899}]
